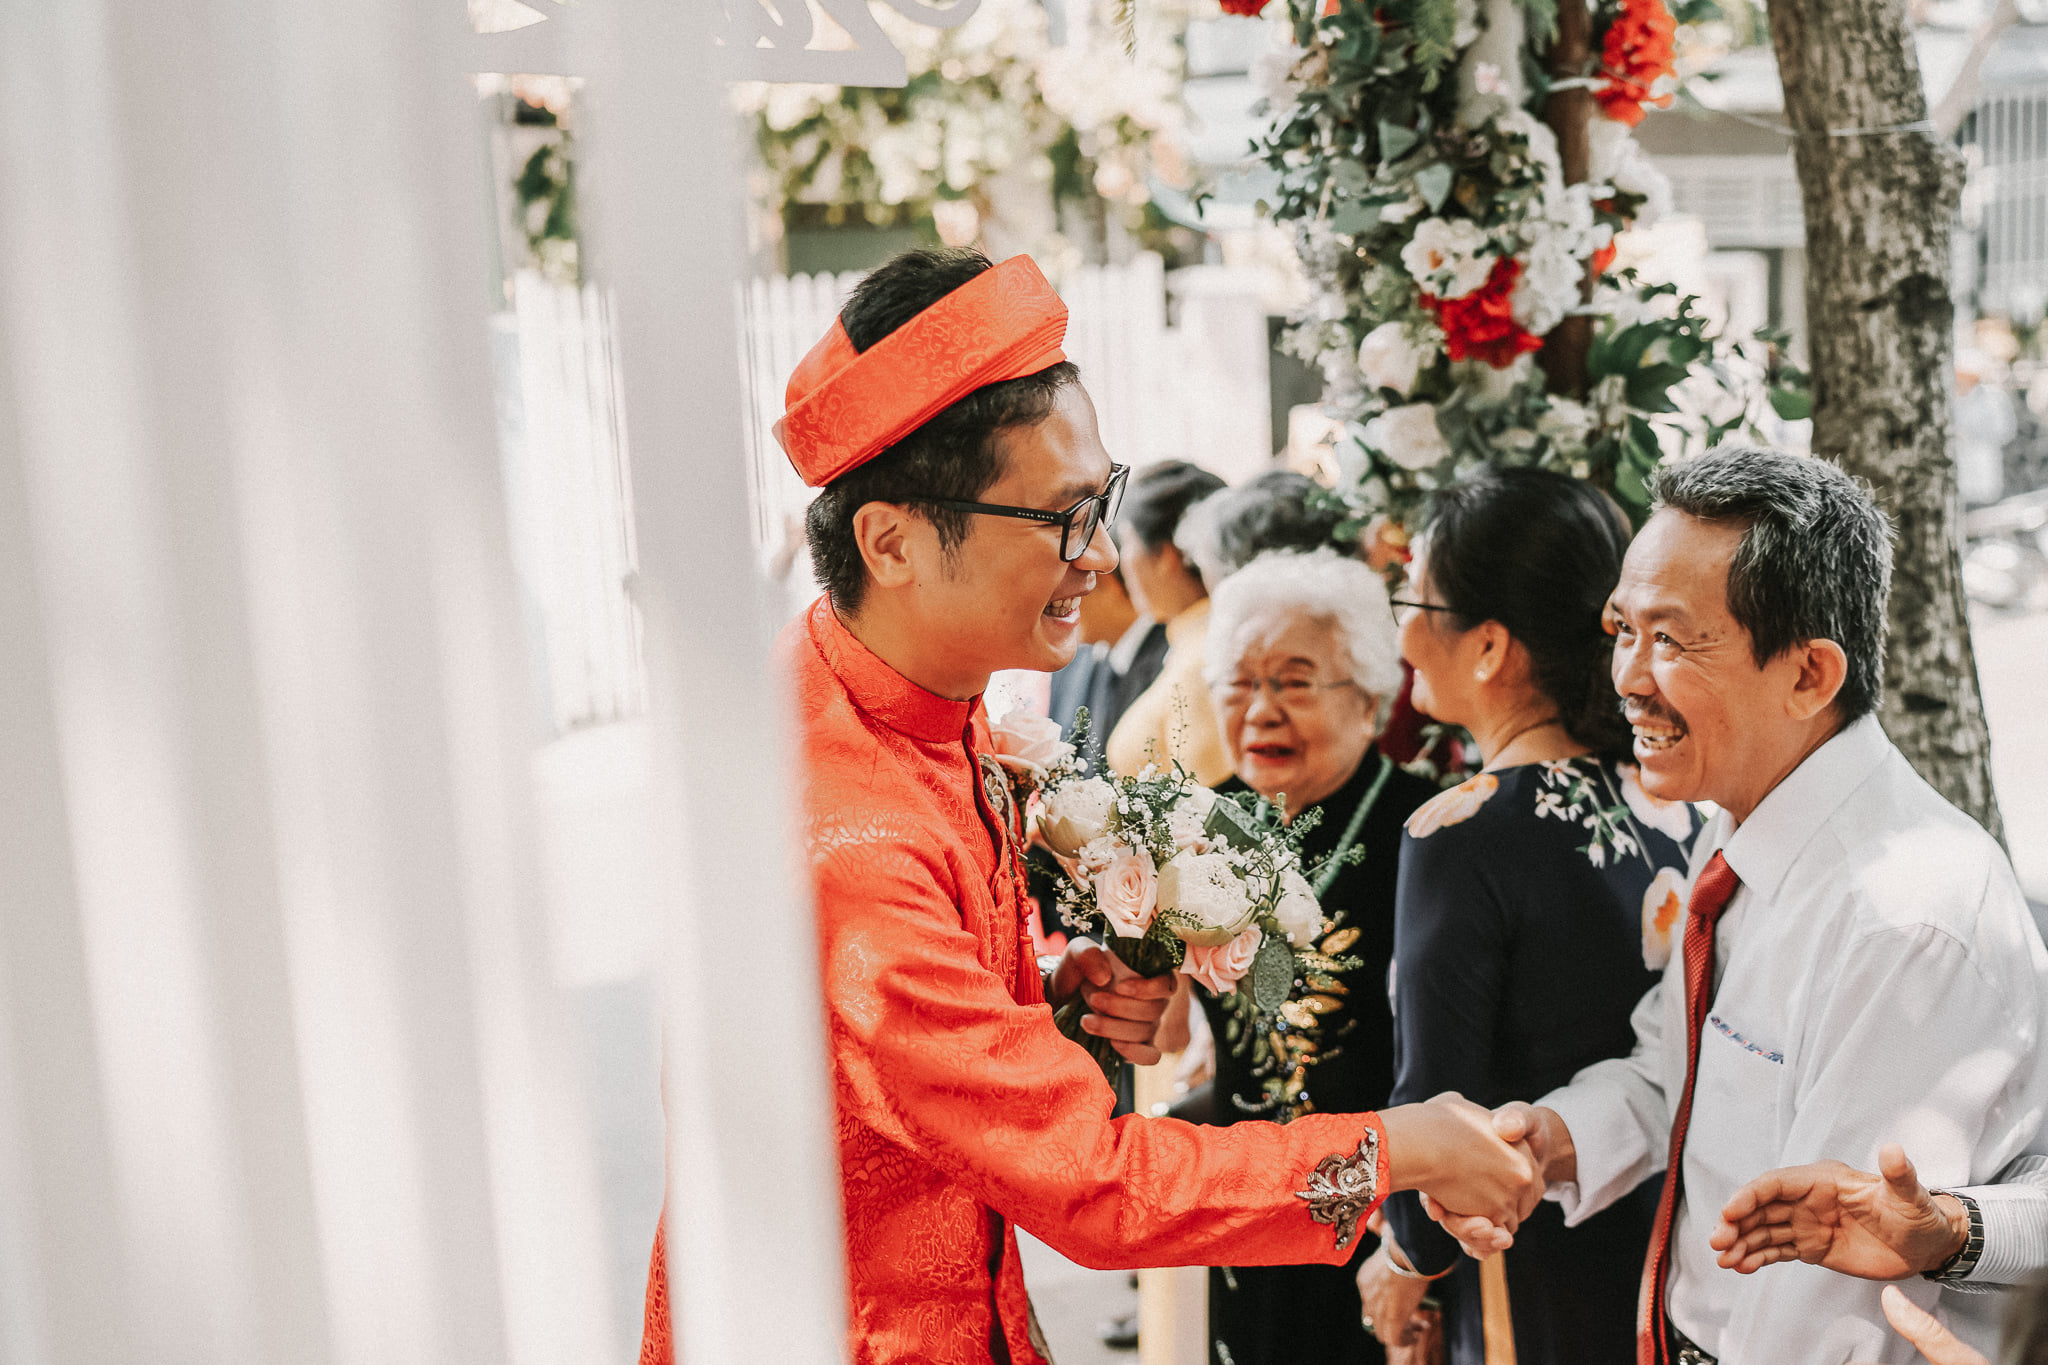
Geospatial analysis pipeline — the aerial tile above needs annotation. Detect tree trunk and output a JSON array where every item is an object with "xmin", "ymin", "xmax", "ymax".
[
  {"xmin": 1768, "ymin": 0, "xmax": 2004, "ymax": 840},
  {"xmin": 1537, "ymin": 0, "xmax": 1594, "ymax": 400}
]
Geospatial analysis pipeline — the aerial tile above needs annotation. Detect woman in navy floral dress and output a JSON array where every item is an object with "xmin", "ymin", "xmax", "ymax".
[{"xmin": 1361, "ymin": 469, "xmax": 1702, "ymax": 1365}]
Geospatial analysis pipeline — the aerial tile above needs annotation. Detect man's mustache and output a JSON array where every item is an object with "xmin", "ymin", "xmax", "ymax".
[{"xmin": 1623, "ymin": 699, "xmax": 1687, "ymax": 730}]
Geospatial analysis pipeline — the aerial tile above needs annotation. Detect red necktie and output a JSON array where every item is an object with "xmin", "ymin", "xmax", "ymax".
[{"xmin": 1637, "ymin": 851, "xmax": 1741, "ymax": 1365}]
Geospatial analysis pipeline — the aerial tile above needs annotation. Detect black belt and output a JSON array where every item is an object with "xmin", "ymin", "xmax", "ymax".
[{"xmin": 1668, "ymin": 1321, "xmax": 1718, "ymax": 1365}]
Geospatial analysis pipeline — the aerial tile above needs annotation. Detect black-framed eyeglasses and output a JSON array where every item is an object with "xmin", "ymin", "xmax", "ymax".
[
  {"xmin": 1390, "ymin": 597, "xmax": 1458, "ymax": 619},
  {"xmin": 925, "ymin": 463, "xmax": 1130, "ymax": 563}
]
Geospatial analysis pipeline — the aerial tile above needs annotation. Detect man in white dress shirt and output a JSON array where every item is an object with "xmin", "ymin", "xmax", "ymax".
[{"xmin": 1436, "ymin": 445, "xmax": 2048, "ymax": 1363}]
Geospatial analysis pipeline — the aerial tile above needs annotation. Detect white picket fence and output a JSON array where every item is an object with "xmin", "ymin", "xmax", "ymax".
[
  {"xmin": 494, "ymin": 270, "xmax": 646, "ymax": 733},
  {"xmin": 493, "ymin": 256, "xmax": 1276, "ymax": 730}
]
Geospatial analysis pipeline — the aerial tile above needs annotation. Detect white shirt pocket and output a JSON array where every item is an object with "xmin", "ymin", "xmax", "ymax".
[{"xmin": 1685, "ymin": 1012, "xmax": 1787, "ymax": 1208}]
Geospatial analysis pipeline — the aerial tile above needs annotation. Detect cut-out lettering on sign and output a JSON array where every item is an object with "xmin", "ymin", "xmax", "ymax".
[
  {"xmin": 464, "ymin": 0, "xmax": 983, "ymax": 88},
  {"xmin": 721, "ymin": 0, "xmax": 982, "ymax": 87}
]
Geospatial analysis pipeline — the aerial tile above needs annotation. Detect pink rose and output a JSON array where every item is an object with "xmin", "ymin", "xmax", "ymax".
[
  {"xmin": 1094, "ymin": 848, "xmax": 1159, "ymax": 939},
  {"xmin": 989, "ymin": 711, "xmax": 1074, "ymax": 779},
  {"xmin": 1181, "ymin": 925, "xmax": 1263, "ymax": 994}
]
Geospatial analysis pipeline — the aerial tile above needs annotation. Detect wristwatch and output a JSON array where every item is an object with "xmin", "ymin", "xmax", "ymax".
[{"xmin": 1924, "ymin": 1190, "xmax": 1985, "ymax": 1284}]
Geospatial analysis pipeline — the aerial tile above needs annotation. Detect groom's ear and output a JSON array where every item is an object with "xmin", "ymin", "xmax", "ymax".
[{"xmin": 852, "ymin": 500, "xmax": 921, "ymax": 591}]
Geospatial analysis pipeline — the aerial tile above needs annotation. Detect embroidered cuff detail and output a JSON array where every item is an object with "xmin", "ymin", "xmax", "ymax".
[{"xmin": 1296, "ymin": 1119, "xmax": 1385, "ymax": 1250}]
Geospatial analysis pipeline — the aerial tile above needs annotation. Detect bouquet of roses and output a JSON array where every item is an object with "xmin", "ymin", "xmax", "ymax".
[{"xmin": 1000, "ymin": 714, "xmax": 1352, "ymax": 1081}]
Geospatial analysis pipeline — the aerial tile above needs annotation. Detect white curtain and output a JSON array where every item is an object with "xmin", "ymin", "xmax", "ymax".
[{"xmin": 0, "ymin": 1, "xmax": 843, "ymax": 1362}]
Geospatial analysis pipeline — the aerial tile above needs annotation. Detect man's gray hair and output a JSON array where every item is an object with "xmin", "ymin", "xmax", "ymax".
[
  {"xmin": 1651, "ymin": 444, "xmax": 1894, "ymax": 720},
  {"xmin": 1202, "ymin": 548, "xmax": 1405, "ymax": 716}
]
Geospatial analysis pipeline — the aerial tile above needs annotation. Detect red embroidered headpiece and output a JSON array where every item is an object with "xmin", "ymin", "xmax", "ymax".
[{"xmin": 775, "ymin": 254, "xmax": 1070, "ymax": 488}]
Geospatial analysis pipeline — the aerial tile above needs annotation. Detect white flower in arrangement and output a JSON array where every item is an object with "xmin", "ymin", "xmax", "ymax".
[
  {"xmin": 1040, "ymin": 776, "xmax": 1116, "ymax": 858},
  {"xmin": 1400, "ymin": 218, "xmax": 1493, "ymax": 299},
  {"xmin": 1496, "ymin": 109, "xmax": 1563, "ymax": 189},
  {"xmin": 1274, "ymin": 866, "xmax": 1324, "ymax": 946},
  {"xmin": 1157, "ymin": 849, "xmax": 1259, "ymax": 946},
  {"xmin": 1512, "ymin": 238, "xmax": 1585, "ymax": 336},
  {"xmin": 1591, "ymin": 373, "xmax": 1633, "ymax": 427},
  {"xmin": 1166, "ymin": 802, "xmax": 1213, "ymax": 853},
  {"xmin": 1544, "ymin": 182, "xmax": 1601, "ymax": 249},
  {"xmin": 1074, "ymin": 834, "xmax": 1114, "ymax": 874},
  {"xmin": 1537, "ymin": 397, "xmax": 1598, "ymax": 452},
  {"xmin": 1363, "ymin": 402, "xmax": 1453, "ymax": 471},
  {"xmin": 1357, "ymin": 321, "xmax": 1432, "ymax": 397},
  {"xmin": 988, "ymin": 710, "xmax": 1075, "ymax": 780},
  {"xmin": 1590, "ymin": 121, "xmax": 1673, "ymax": 229}
]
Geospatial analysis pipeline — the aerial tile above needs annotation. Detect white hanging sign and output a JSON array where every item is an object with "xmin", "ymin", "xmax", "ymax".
[{"xmin": 464, "ymin": 0, "xmax": 982, "ymax": 88}]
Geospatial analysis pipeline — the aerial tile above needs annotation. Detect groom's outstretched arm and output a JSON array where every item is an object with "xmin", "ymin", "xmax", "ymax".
[{"xmin": 819, "ymin": 845, "xmax": 1538, "ymax": 1272}]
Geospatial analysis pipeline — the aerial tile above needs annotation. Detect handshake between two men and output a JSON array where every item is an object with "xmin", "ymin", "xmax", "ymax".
[
  {"xmin": 1419, "ymin": 1103, "xmax": 1977, "ymax": 1275},
  {"xmin": 1065, "ymin": 941, "xmax": 1550, "ymax": 1232}
]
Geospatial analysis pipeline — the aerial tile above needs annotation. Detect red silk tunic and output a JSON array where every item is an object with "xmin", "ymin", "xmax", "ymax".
[{"xmin": 641, "ymin": 599, "xmax": 1386, "ymax": 1365}]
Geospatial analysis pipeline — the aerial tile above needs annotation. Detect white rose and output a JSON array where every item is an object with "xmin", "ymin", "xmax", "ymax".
[
  {"xmin": 1511, "ymin": 240, "xmax": 1585, "ymax": 336},
  {"xmin": 1273, "ymin": 866, "xmax": 1324, "ymax": 946},
  {"xmin": 989, "ymin": 711, "xmax": 1074, "ymax": 780},
  {"xmin": 1156, "ymin": 849, "xmax": 1258, "ymax": 946},
  {"xmin": 1399, "ymin": 218, "xmax": 1493, "ymax": 300},
  {"xmin": 1041, "ymin": 777, "xmax": 1115, "ymax": 858},
  {"xmin": 1363, "ymin": 402, "xmax": 1453, "ymax": 471},
  {"xmin": 1537, "ymin": 397, "xmax": 1596, "ymax": 452},
  {"xmin": 1357, "ymin": 321, "xmax": 1431, "ymax": 397}
]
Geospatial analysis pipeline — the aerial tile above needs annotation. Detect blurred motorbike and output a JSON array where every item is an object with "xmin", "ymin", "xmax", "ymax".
[{"xmin": 1964, "ymin": 487, "xmax": 2048, "ymax": 611}]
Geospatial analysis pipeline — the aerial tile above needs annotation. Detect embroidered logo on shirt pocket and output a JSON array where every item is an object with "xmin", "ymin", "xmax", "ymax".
[{"xmin": 1708, "ymin": 1013, "xmax": 1784, "ymax": 1064}]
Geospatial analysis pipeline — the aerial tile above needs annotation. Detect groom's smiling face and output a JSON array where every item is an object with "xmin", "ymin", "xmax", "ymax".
[{"xmin": 927, "ymin": 381, "xmax": 1120, "ymax": 678}]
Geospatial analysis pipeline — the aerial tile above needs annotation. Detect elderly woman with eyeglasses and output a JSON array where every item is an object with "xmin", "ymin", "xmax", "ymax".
[{"xmin": 1172, "ymin": 547, "xmax": 1442, "ymax": 1365}]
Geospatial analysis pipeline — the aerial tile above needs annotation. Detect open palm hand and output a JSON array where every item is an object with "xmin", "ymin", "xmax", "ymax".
[{"xmin": 1711, "ymin": 1144, "xmax": 1965, "ymax": 1280}]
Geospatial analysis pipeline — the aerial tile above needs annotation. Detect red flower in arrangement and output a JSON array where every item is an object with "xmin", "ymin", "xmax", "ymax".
[
  {"xmin": 1219, "ymin": 0, "xmax": 1274, "ymax": 13},
  {"xmin": 1594, "ymin": 0, "xmax": 1677, "ymax": 126},
  {"xmin": 1592, "ymin": 242, "xmax": 1618, "ymax": 277},
  {"xmin": 1420, "ymin": 256, "xmax": 1544, "ymax": 368}
]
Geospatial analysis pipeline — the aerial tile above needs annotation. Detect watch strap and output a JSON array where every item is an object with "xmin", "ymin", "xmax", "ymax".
[{"xmin": 1925, "ymin": 1190, "xmax": 1986, "ymax": 1284}]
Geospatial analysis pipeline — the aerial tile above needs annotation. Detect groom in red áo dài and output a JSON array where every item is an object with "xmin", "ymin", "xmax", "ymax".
[{"xmin": 639, "ymin": 248, "xmax": 1540, "ymax": 1365}]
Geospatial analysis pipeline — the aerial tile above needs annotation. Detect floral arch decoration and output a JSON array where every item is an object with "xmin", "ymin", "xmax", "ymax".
[{"xmin": 1240, "ymin": 0, "xmax": 1803, "ymax": 527}]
